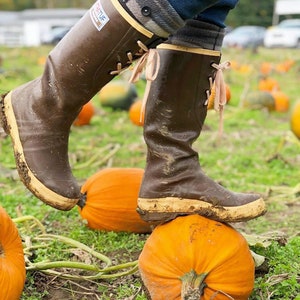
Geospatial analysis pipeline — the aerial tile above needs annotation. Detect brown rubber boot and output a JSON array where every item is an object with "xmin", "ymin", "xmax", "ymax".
[
  {"xmin": 137, "ymin": 43, "xmax": 266, "ymax": 224},
  {"xmin": 0, "ymin": 0, "xmax": 162, "ymax": 210}
]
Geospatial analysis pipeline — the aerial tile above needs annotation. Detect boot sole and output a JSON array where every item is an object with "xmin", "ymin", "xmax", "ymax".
[
  {"xmin": 137, "ymin": 197, "xmax": 266, "ymax": 224},
  {"xmin": 0, "ymin": 92, "xmax": 78, "ymax": 210}
]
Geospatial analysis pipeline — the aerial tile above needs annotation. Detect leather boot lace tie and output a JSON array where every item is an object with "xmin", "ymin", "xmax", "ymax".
[
  {"xmin": 129, "ymin": 43, "xmax": 160, "ymax": 122},
  {"xmin": 210, "ymin": 60, "xmax": 231, "ymax": 137},
  {"xmin": 109, "ymin": 40, "xmax": 148, "ymax": 75}
]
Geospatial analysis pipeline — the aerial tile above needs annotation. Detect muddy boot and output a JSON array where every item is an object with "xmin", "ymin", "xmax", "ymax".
[
  {"xmin": 137, "ymin": 40, "xmax": 266, "ymax": 224},
  {"xmin": 0, "ymin": 0, "xmax": 167, "ymax": 210}
]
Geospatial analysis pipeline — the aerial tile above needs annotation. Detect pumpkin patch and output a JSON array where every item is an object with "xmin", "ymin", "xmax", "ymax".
[{"xmin": 139, "ymin": 215, "xmax": 255, "ymax": 300}]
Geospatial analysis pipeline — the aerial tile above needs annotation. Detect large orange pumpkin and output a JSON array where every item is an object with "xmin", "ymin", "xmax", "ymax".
[
  {"xmin": 139, "ymin": 215, "xmax": 255, "ymax": 300},
  {"xmin": 78, "ymin": 168, "xmax": 152, "ymax": 233},
  {"xmin": 0, "ymin": 206, "xmax": 26, "ymax": 300},
  {"xmin": 290, "ymin": 100, "xmax": 300, "ymax": 139}
]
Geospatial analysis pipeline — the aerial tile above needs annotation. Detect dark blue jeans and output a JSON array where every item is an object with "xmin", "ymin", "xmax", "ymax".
[{"xmin": 167, "ymin": 0, "xmax": 239, "ymax": 27}]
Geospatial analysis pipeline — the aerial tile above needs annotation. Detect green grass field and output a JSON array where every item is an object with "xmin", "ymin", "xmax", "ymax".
[{"xmin": 0, "ymin": 45, "xmax": 299, "ymax": 299}]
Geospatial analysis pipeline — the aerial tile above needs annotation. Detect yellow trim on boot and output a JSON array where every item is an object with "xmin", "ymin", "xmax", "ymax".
[
  {"xmin": 137, "ymin": 197, "xmax": 266, "ymax": 223},
  {"xmin": 110, "ymin": 0, "xmax": 154, "ymax": 38},
  {"xmin": 157, "ymin": 43, "xmax": 221, "ymax": 56},
  {"xmin": 2, "ymin": 92, "xmax": 78, "ymax": 211}
]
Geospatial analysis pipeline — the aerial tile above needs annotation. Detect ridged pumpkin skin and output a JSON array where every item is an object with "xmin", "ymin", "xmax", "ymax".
[
  {"xmin": 290, "ymin": 100, "xmax": 300, "ymax": 139},
  {"xmin": 78, "ymin": 168, "xmax": 152, "ymax": 233},
  {"xmin": 0, "ymin": 206, "xmax": 26, "ymax": 300},
  {"xmin": 139, "ymin": 215, "xmax": 255, "ymax": 300}
]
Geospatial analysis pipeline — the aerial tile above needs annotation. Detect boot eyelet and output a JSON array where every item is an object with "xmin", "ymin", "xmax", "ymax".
[{"xmin": 141, "ymin": 6, "xmax": 151, "ymax": 17}]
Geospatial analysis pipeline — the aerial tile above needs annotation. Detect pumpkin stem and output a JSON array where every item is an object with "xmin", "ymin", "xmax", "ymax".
[
  {"xmin": 180, "ymin": 270, "xmax": 208, "ymax": 300},
  {"xmin": 77, "ymin": 192, "xmax": 87, "ymax": 209}
]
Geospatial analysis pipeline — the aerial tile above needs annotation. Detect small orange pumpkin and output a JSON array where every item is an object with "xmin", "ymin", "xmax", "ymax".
[
  {"xmin": 73, "ymin": 101, "xmax": 95, "ymax": 126},
  {"xmin": 207, "ymin": 83, "xmax": 231, "ymax": 110},
  {"xmin": 290, "ymin": 100, "xmax": 300, "ymax": 139},
  {"xmin": 260, "ymin": 62, "xmax": 272, "ymax": 76},
  {"xmin": 258, "ymin": 76, "xmax": 280, "ymax": 92},
  {"xmin": 275, "ymin": 59, "xmax": 295, "ymax": 73},
  {"xmin": 139, "ymin": 215, "xmax": 255, "ymax": 300},
  {"xmin": 129, "ymin": 99, "xmax": 144, "ymax": 126},
  {"xmin": 238, "ymin": 64, "xmax": 252, "ymax": 74},
  {"xmin": 271, "ymin": 90, "xmax": 290, "ymax": 112},
  {"xmin": 0, "ymin": 206, "xmax": 26, "ymax": 300},
  {"xmin": 78, "ymin": 168, "xmax": 152, "ymax": 233}
]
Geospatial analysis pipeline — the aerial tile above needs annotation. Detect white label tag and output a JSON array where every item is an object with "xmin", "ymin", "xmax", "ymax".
[{"xmin": 90, "ymin": 0, "xmax": 110, "ymax": 31}]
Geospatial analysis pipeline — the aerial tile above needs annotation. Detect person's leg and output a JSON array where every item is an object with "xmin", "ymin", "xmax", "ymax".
[
  {"xmin": 0, "ymin": 0, "xmax": 169, "ymax": 210},
  {"xmin": 0, "ymin": 0, "xmax": 220, "ymax": 211},
  {"xmin": 168, "ymin": 0, "xmax": 238, "ymax": 27},
  {"xmin": 136, "ymin": 3, "xmax": 267, "ymax": 224}
]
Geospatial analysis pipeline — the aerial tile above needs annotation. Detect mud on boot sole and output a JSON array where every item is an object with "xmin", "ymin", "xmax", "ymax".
[{"xmin": 137, "ymin": 197, "xmax": 267, "ymax": 224}]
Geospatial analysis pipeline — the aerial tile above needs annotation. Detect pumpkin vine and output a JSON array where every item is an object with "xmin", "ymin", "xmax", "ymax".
[{"xmin": 13, "ymin": 214, "xmax": 139, "ymax": 281}]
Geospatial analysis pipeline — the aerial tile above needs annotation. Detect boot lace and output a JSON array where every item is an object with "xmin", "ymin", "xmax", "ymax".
[
  {"xmin": 109, "ymin": 40, "xmax": 148, "ymax": 76},
  {"xmin": 129, "ymin": 43, "xmax": 160, "ymax": 123},
  {"xmin": 207, "ymin": 61, "xmax": 231, "ymax": 137}
]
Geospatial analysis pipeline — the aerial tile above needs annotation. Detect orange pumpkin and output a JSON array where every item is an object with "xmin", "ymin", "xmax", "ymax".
[
  {"xmin": 258, "ymin": 77, "xmax": 280, "ymax": 92},
  {"xmin": 0, "ymin": 206, "xmax": 26, "ymax": 300},
  {"xmin": 260, "ymin": 62, "xmax": 272, "ymax": 76},
  {"xmin": 139, "ymin": 215, "xmax": 255, "ymax": 300},
  {"xmin": 207, "ymin": 83, "xmax": 231, "ymax": 110},
  {"xmin": 275, "ymin": 59, "xmax": 295, "ymax": 73},
  {"xmin": 73, "ymin": 101, "xmax": 95, "ymax": 126},
  {"xmin": 290, "ymin": 100, "xmax": 300, "ymax": 139},
  {"xmin": 238, "ymin": 64, "xmax": 252, "ymax": 75},
  {"xmin": 271, "ymin": 90, "xmax": 290, "ymax": 112},
  {"xmin": 78, "ymin": 168, "xmax": 152, "ymax": 233},
  {"xmin": 129, "ymin": 99, "xmax": 144, "ymax": 126}
]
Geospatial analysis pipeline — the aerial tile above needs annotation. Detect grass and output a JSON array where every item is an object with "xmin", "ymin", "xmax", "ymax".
[{"xmin": 0, "ymin": 45, "xmax": 300, "ymax": 299}]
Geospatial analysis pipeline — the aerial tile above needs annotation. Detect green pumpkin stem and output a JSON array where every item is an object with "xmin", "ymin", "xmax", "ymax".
[{"xmin": 180, "ymin": 270, "xmax": 209, "ymax": 300}]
